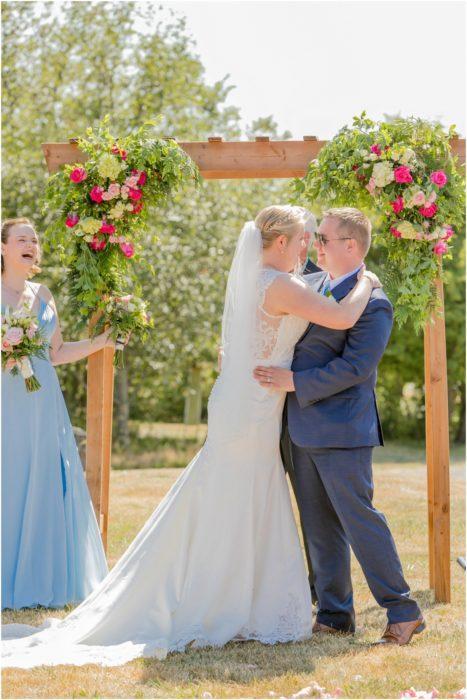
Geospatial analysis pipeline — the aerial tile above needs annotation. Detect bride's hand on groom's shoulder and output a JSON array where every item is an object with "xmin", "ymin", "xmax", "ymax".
[
  {"xmin": 253, "ymin": 366, "xmax": 295, "ymax": 391},
  {"xmin": 359, "ymin": 266, "xmax": 382, "ymax": 289}
]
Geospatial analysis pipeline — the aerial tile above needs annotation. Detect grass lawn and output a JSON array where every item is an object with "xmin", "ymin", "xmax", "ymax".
[{"xmin": 2, "ymin": 445, "xmax": 465, "ymax": 699}]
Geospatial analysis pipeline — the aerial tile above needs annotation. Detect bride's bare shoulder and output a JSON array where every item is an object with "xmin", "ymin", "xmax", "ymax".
[{"xmin": 267, "ymin": 272, "xmax": 309, "ymax": 293}]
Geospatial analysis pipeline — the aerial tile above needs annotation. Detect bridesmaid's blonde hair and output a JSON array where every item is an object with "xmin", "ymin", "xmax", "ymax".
[
  {"xmin": 1, "ymin": 217, "xmax": 42, "ymax": 276},
  {"xmin": 255, "ymin": 205, "xmax": 306, "ymax": 249}
]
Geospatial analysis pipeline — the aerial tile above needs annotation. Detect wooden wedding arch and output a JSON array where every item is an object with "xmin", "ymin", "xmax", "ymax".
[{"xmin": 42, "ymin": 135, "xmax": 466, "ymax": 603}]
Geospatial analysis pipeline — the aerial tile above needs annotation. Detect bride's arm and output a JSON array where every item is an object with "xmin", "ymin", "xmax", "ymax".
[{"xmin": 265, "ymin": 272, "xmax": 378, "ymax": 330}]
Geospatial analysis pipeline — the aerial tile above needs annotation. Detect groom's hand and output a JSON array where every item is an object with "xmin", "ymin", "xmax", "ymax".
[{"xmin": 253, "ymin": 366, "xmax": 295, "ymax": 391}]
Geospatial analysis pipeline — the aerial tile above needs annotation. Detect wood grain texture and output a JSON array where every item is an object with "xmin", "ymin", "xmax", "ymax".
[
  {"xmin": 85, "ymin": 322, "xmax": 115, "ymax": 553},
  {"xmin": 41, "ymin": 137, "xmax": 466, "ymax": 177},
  {"xmin": 424, "ymin": 276, "xmax": 451, "ymax": 602}
]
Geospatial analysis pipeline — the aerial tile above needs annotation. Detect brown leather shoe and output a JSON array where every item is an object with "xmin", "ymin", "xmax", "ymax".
[
  {"xmin": 375, "ymin": 617, "xmax": 426, "ymax": 646},
  {"xmin": 312, "ymin": 621, "xmax": 354, "ymax": 636}
]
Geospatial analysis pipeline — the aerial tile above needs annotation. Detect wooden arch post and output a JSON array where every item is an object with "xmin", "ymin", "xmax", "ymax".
[{"xmin": 42, "ymin": 135, "xmax": 464, "ymax": 601}]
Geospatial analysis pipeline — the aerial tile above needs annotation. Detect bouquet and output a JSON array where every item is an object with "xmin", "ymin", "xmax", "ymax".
[
  {"xmin": 94, "ymin": 294, "xmax": 153, "ymax": 368},
  {"xmin": 1, "ymin": 307, "xmax": 48, "ymax": 392}
]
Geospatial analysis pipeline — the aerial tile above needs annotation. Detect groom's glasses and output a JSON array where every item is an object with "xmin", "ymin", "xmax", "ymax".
[{"xmin": 315, "ymin": 234, "xmax": 353, "ymax": 246}]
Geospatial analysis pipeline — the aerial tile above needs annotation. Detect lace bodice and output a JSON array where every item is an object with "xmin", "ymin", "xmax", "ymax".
[{"xmin": 255, "ymin": 268, "xmax": 309, "ymax": 367}]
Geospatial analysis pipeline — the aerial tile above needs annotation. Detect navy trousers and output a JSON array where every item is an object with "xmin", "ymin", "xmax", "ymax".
[{"xmin": 288, "ymin": 441, "xmax": 421, "ymax": 631}]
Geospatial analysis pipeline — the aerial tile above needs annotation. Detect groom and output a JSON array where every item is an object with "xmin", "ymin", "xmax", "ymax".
[{"xmin": 254, "ymin": 207, "xmax": 424, "ymax": 646}]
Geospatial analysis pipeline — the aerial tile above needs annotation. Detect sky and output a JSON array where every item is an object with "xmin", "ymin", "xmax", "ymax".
[{"xmin": 159, "ymin": 0, "xmax": 466, "ymax": 139}]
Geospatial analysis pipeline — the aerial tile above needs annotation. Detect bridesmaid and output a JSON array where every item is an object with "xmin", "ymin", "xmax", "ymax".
[{"xmin": 1, "ymin": 217, "xmax": 111, "ymax": 610}]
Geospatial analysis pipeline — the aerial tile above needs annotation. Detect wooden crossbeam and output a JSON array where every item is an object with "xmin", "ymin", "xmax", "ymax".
[{"xmin": 42, "ymin": 137, "xmax": 465, "ymax": 179}]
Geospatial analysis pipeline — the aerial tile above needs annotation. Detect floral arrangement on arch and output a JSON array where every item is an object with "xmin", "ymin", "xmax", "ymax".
[
  {"xmin": 293, "ymin": 114, "xmax": 465, "ymax": 329},
  {"xmin": 43, "ymin": 116, "xmax": 200, "ymax": 345}
]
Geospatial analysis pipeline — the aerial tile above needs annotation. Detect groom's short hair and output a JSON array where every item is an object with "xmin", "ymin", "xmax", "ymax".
[{"xmin": 323, "ymin": 207, "xmax": 372, "ymax": 256}]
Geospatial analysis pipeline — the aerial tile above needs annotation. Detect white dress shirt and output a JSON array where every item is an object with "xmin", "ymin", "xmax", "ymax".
[{"xmin": 325, "ymin": 264, "xmax": 364, "ymax": 291}]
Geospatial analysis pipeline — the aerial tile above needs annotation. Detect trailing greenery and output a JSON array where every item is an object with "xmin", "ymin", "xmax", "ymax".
[
  {"xmin": 292, "ymin": 113, "xmax": 465, "ymax": 331},
  {"xmin": 42, "ymin": 117, "xmax": 200, "ymax": 326}
]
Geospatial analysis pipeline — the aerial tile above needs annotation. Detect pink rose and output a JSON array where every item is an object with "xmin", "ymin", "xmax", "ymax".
[
  {"xmin": 89, "ymin": 186, "xmax": 104, "ymax": 203},
  {"xmin": 394, "ymin": 166, "xmax": 413, "ymax": 183},
  {"xmin": 366, "ymin": 177, "xmax": 376, "ymax": 195},
  {"xmin": 101, "ymin": 191, "xmax": 113, "ymax": 201},
  {"xmin": 108, "ymin": 183, "xmax": 120, "ymax": 198},
  {"xmin": 69, "ymin": 167, "xmax": 87, "ymax": 183},
  {"xmin": 89, "ymin": 236, "xmax": 107, "ymax": 252},
  {"xmin": 390, "ymin": 196, "xmax": 404, "ymax": 214},
  {"xmin": 390, "ymin": 226, "xmax": 402, "ymax": 238},
  {"xmin": 128, "ymin": 188, "xmax": 142, "ymax": 201},
  {"xmin": 430, "ymin": 170, "xmax": 448, "ymax": 188},
  {"xmin": 441, "ymin": 226, "xmax": 454, "ymax": 240},
  {"xmin": 433, "ymin": 241, "xmax": 448, "ymax": 256},
  {"xmin": 411, "ymin": 191, "xmax": 426, "ymax": 206},
  {"xmin": 120, "ymin": 241, "xmax": 135, "ymax": 258},
  {"xmin": 419, "ymin": 203, "xmax": 438, "ymax": 218},
  {"xmin": 131, "ymin": 201, "xmax": 143, "ymax": 214},
  {"xmin": 2, "ymin": 339, "xmax": 12, "ymax": 351},
  {"xmin": 100, "ymin": 221, "xmax": 116, "ymax": 235},
  {"xmin": 65, "ymin": 214, "xmax": 80, "ymax": 228},
  {"xmin": 125, "ymin": 176, "xmax": 139, "ymax": 189},
  {"xmin": 27, "ymin": 322, "xmax": 38, "ymax": 339},
  {"xmin": 5, "ymin": 327, "xmax": 24, "ymax": 345},
  {"xmin": 370, "ymin": 144, "xmax": 382, "ymax": 156}
]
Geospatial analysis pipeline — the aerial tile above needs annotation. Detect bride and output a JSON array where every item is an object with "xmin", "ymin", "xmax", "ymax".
[{"xmin": 2, "ymin": 205, "xmax": 380, "ymax": 668}]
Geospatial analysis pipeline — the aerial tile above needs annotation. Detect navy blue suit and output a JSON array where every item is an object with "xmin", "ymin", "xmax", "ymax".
[
  {"xmin": 282, "ymin": 270, "xmax": 421, "ymax": 631},
  {"xmin": 303, "ymin": 258, "xmax": 321, "ymax": 274}
]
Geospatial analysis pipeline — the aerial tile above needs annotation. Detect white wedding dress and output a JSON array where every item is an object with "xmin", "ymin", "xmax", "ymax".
[{"xmin": 2, "ymin": 225, "xmax": 312, "ymax": 668}]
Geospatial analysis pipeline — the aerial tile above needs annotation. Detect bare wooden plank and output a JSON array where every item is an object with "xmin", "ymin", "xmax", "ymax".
[
  {"xmin": 85, "ymin": 329, "xmax": 115, "ymax": 552},
  {"xmin": 41, "ymin": 137, "xmax": 466, "ymax": 178},
  {"xmin": 99, "ymin": 345, "xmax": 115, "ymax": 551},
  {"xmin": 424, "ymin": 276, "xmax": 451, "ymax": 602},
  {"xmin": 424, "ymin": 327, "xmax": 435, "ymax": 588}
]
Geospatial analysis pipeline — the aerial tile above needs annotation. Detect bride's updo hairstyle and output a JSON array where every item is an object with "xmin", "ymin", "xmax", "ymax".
[{"xmin": 255, "ymin": 205, "xmax": 306, "ymax": 249}]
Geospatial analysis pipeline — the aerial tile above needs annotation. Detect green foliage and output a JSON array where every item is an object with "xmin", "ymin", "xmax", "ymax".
[
  {"xmin": 1, "ymin": 5, "xmax": 464, "ymax": 443},
  {"xmin": 292, "ymin": 113, "xmax": 465, "ymax": 331},
  {"xmin": 42, "ymin": 116, "xmax": 200, "ymax": 322}
]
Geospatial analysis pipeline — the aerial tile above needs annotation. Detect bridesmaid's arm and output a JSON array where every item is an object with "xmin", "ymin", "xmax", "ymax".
[{"xmin": 40, "ymin": 287, "xmax": 115, "ymax": 367}]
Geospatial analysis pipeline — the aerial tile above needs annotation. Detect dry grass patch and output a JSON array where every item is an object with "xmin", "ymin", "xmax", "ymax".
[{"xmin": 2, "ymin": 449, "xmax": 465, "ymax": 699}]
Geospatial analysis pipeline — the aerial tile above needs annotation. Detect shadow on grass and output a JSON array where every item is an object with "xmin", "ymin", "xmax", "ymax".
[
  {"xmin": 137, "ymin": 634, "xmax": 369, "ymax": 688},
  {"xmin": 354, "ymin": 588, "xmax": 437, "ymax": 633}
]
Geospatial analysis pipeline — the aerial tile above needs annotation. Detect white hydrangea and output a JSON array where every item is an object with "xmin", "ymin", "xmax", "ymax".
[{"xmin": 372, "ymin": 161, "xmax": 394, "ymax": 188}]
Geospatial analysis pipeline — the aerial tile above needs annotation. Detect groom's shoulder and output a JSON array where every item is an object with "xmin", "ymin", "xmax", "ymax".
[{"xmin": 367, "ymin": 286, "xmax": 393, "ymax": 315}]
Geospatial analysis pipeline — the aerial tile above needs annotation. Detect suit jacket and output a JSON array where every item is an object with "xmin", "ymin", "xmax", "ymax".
[
  {"xmin": 285, "ymin": 270, "xmax": 393, "ymax": 449},
  {"xmin": 303, "ymin": 258, "xmax": 321, "ymax": 274}
]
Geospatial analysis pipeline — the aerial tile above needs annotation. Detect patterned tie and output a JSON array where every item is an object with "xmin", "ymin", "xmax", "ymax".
[{"xmin": 321, "ymin": 279, "xmax": 333, "ymax": 297}]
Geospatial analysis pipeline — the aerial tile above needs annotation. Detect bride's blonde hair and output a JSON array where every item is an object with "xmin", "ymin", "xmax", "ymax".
[{"xmin": 255, "ymin": 205, "xmax": 306, "ymax": 249}]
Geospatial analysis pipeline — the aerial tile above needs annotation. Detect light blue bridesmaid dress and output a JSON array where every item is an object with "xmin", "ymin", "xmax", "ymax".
[{"xmin": 1, "ymin": 284, "xmax": 108, "ymax": 609}]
